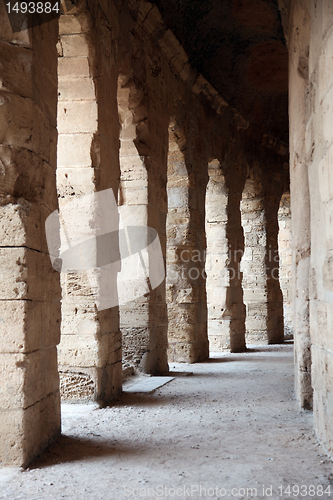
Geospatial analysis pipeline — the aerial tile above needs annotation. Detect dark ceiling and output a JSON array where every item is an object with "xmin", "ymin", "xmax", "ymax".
[{"xmin": 151, "ymin": 0, "xmax": 289, "ymax": 150}]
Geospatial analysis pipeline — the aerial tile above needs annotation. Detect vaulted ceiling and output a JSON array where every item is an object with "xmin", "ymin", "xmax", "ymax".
[{"xmin": 151, "ymin": 0, "xmax": 289, "ymax": 152}]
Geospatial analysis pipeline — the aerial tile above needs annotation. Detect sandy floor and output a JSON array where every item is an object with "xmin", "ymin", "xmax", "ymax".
[{"xmin": 0, "ymin": 344, "xmax": 332, "ymax": 499}]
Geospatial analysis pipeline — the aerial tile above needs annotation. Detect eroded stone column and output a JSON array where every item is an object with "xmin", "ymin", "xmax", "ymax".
[
  {"xmin": 118, "ymin": 74, "xmax": 168, "ymax": 375},
  {"xmin": 289, "ymin": 0, "xmax": 312, "ymax": 410},
  {"xmin": 264, "ymin": 173, "xmax": 285, "ymax": 344},
  {"xmin": 278, "ymin": 192, "xmax": 293, "ymax": 338},
  {"xmin": 241, "ymin": 178, "xmax": 267, "ymax": 344},
  {"xmin": 0, "ymin": 14, "xmax": 60, "ymax": 466},
  {"xmin": 166, "ymin": 124, "xmax": 209, "ymax": 362},
  {"xmin": 223, "ymin": 147, "xmax": 247, "ymax": 352},
  {"xmin": 57, "ymin": 9, "xmax": 121, "ymax": 403},
  {"xmin": 205, "ymin": 161, "xmax": 230, "ymax": 351},
  {"xmin": 240, "ymin": 169, "xmax": 284, "ymax": 345}
]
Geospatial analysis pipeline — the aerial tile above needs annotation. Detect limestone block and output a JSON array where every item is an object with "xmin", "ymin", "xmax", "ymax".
[
  {"xmin": 168, "ymin": 186, "xmax": 189, "ymax": 208},
  {"xmin": 0, "ymin": 300, "xmax": 60, "ymax": 353},
  {"xmin": 119, "ymin": 156, "xmax": 147, "ymax": 180},
  {"xmin": 119, "ymin": 301, "xmax": 149, "ymax": 328},
  {"xmin": 57, "ymin": 133, "xmax": 93, "ymax": 167},
  {"xmin": 58, "ymin": 76, "xmax": 96, "ymax": 101},
  {"xmin": 119, "ymin": 185, "xmax": 148, "ymax": 205},
  {"xmin": 0, "ymin": 391, "xmax": 60, "ymax": 467},
  {"xmin": 0, "ymin": 41, "xmax": 33, "ymax": 98},
  {"xmin": 58, "ymin": 334, "xmax": 99, "ymax": 367},
  {"xmin": 0, "ymin": 348, "xmax": 58, "ymax": 410},
  {"xmin": 60, "ymin": 34, "xmax": 90, "ymax": 57},
  {"xmin": 0, "ymin": 203, "xmax": 43, "ymax": 250},
  {"xmin": 59, "ymin": 15, "xmax": 86, "ymax": 35},
  {"xmin": 58, "ymin": 57, "xmax": 91, "ymax": 77},
  {"xmin": 0, "ymin": 248, "xmax": 59, "ymax": 301},
  {"xmin": 57, "ymin": 166, "xmax": 95, "ymax": 197},
  {"xmin": 57, "ymin": 101, "xmax": 97, "ymax": 134}
]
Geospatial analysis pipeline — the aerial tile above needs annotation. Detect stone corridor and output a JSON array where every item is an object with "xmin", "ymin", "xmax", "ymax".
[
  {"xmin": 2, "ymin": 0, "xmax": 333, "ymax": 489},
  {"xmin": 0, "ymin": 344, "xmax": 332, "ymax": 500}
]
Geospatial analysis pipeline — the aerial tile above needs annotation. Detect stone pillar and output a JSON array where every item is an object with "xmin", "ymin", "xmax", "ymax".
[
  {"xmin": 264, "ymin": 173, "xmax": 285, "ymax": 344},
  {"xmin": 166, "ymin": 124, "xmax": 209, "ymax": 362},
  {"xmin": 278, "ymin": 192, "xmax": 293, "ymax": 338},
  {"xmin": 118, "ymin": 75, "xmax": 169, "ymax": 375},
  {"xmin": 240, "ymin": 169, "xmax": 284, "ymax": 345},
  {"xmin": 223, "ymin": 146, "xmax": 247, "ymax": 352},
  {"xmin": 205, "ymin": 161, "xmax": 230, "ymax": 351},
  {"xmin": 289, "ymin": 0, "xmax": 312, "ymax": 409},
  {"xmin": 57, "ymin": 9, "xmax": 121, "ymax": 403},
  {"xmin": 0, "ymin": 14, "xmax": 60, "ymax": 465},
  {"xmin": 241, "ymin": 178, "xmax": 267, "ymax": 344}
]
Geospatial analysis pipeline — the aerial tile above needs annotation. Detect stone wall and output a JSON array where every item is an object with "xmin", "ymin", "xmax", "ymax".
[{"xmin": 289, "ymin": 0, "xmax": 333, "ymax": 451}]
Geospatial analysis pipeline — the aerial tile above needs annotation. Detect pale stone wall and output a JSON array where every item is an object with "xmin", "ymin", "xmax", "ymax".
[
  {"xmin": 290, "ymin": 0, "xmax": 333, "ymax": 451},
  {"xmin": 289, "ymin": 0, "xmax": 333, "ymax": 455},
  {"xmin": 0, "ymin": 13, "xmax": 61, "ymax": 465},
  {"xmin": 278, "ymin": 192, "xmax": 293, "ymax": 338}
]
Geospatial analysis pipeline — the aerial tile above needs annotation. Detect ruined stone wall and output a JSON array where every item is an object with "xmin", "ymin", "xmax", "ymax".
[
  {"xmin": 289, "ymin": 0, "xmax": 333, "ymax": 450},
  {"xmin": 0, "ymin": 13, "xmax": 61, "ymax": 465}
]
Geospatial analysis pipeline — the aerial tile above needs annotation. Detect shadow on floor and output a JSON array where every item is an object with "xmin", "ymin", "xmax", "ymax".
[{"xmin": 28, "ymin": 435, "xmax": 141, "ymax": 469}]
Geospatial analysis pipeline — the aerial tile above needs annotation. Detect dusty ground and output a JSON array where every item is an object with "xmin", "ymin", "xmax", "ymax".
[{"xmin": 0, "ymin": 344, "xmax": 332, "ymax": 500}]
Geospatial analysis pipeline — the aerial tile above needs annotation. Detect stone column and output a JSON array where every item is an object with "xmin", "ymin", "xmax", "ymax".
[
  {"xmin": 205, "ymin": 161, "xmax": 230, "ymax": 351},
  {"xmin": 264, "ymin": 173, "xmax": 285, "ymax": 344},
  {"xmin": 118, "ymin": 76, "xmax": 169, "ymax": 375},
  {"xmin": 278, "ymin": 192, "xmax": 293, "ymax": 338},
  {"xmin": 240, "ymin": 167, "xmax": 284, "ymax": 346},
  {"xmin": 166, "ymin": 124, "xmax": 209, "ymax": 362},
  {"xmin": 241, "ymin": 178, "xmax": 267, "ymax": 344},
  {"xmin": 0, "ymin": 14, "xmax": 60, "ymax": 465},
  {"xmin": 57, "ymin": 10, "xmax": 121, "ymax": 403},
  {"xmin": 289, "ymin": 0, "xmax": 312, "ymax": 409},
  {"xmin": 223, "ymin": 145, "xmax": 247, "ymax": 352}
]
